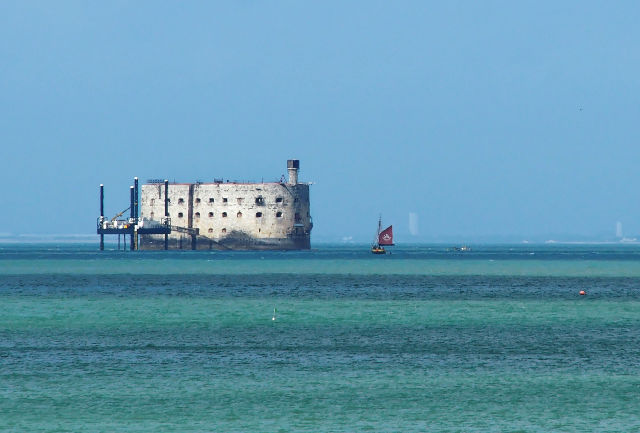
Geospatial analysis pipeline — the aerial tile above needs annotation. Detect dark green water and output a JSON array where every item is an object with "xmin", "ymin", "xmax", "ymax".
[{"xmin": 1, "ymin": 244, "xmax": 639, "ymax": 432}]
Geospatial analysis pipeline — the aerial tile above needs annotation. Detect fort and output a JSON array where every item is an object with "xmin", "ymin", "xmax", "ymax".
[{"xmin": 97, "ymin": 159, "xmax": 312, "ymax": 250}]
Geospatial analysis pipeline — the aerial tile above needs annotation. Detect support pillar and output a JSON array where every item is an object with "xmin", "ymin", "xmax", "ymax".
[
  {"xmin": 164, "ymin": 179, "xmax": 169, "ymax": 250},
  {"xmin": 134, "ymin": 177, "xmax": 139, "ymax": 225},
  {"xmin": 99, "ymin": 184, "xmax": 104, "ymax": 251},
  {"xmin": 130, "ymin": 186, "xmax": 135, "ymax": 251},
  {"xmin": 133, "ymin": 178, "xmax": 139, "ymax": 251}
]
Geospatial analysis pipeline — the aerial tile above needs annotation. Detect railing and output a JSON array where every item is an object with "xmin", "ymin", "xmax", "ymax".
[
  {"xmin": 97, "ymin": 216, "xmax": 171, "ymax": 231},
  {"xmin": 140, "ymin": 217, "xmax": 171, "ymax": 229},
  {"xmin": 170, "ymin": 225, "xmax": 199, "ymax": 235},
  {"xmin": 97, "ymin": 217, "xmax": 132, "ymax": 230}
]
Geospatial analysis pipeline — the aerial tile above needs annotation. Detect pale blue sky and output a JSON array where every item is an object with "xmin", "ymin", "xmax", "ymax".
[{"xmin": 1, "ymin": 1, "xmax": 639, "ymax": 241}]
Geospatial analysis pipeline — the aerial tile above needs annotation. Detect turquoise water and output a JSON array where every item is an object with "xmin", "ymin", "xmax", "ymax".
[{"xmin": 1, "ymin": 244, "xmax": 640, "ymax": 432}]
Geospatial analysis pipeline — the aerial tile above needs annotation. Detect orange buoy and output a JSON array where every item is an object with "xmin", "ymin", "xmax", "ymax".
[{"xmin": 579, "ymin": 290, "xmax": 586, "ymax": 296}]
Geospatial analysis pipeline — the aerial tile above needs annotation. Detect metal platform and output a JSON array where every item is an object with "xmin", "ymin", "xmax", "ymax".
[{"xmin": 98, "ymin": 178, "xmax": 176, "ymax": 250}]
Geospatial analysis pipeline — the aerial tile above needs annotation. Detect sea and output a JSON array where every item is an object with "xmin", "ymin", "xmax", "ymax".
[{"xmin": 1, "ymin": 243, "xmax": 639, "ymax": 432}]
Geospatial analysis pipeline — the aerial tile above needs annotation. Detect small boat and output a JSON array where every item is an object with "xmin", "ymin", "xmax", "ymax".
[
  {"xmin": 448, "ymin": 245, "xmax": 472, "ymax": 252},
  {"xmin": 371, "ymin": 216, "xmax": 393, "ymax": 254}
]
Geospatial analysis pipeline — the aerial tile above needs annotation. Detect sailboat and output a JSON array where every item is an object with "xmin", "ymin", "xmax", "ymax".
[{"xmin": 371, "ymin": 216, "xmax": 393, "ymax": 254}]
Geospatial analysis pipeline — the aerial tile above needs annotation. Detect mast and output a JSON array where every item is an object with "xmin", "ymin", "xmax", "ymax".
[{"xmin": 373, "ymin": 215, "xmax": 382, "ymax": 247}]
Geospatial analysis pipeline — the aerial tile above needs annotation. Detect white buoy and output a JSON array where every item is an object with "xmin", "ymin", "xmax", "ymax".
[{"xmin": 272, "ymin": 308, "xmax": 277, "ymax": 321}]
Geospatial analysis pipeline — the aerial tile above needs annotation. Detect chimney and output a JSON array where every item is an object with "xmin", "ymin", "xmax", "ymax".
[{"xmin": 287, "ymin": 159, "xmax": 299, "ymax": 185}]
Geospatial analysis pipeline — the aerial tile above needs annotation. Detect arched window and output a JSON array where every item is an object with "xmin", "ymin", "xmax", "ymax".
[
  {"xmin": 256, "ymin": 212, "xmax": 262, "ymax": 218},
  {"xmin": 195, "ymin": 212, "xmax": 200, "ymax": 219},
  {"xmin": 178, "ymin": 198, "xmax": 185, "ymax": 204},
  {"xmin": 222, "ymin": 228, "xmax": 227, "ymax": 234},
  {"xmin": 237, "ymin": 212, "xmax": 243, "ymax": 218},
  {"xmin": 222, "ymin": 212, "xmax": 227, "ymax": 218},
  {"xmin": 195, "ymin": 198, "xmax": 201, "ymax": 204},
  {"xmin": 178, "ymin": 212, "xmax": 184, "ymax": 218},
  {"xmin": 208, "ymin": 228, "xmax": 213, "ymax": 233},
  {"xmin": 208, "ymin": 212, "xmax": 214, "ymax": 218},
  {"xmin": 276, "ymin": 212, "xmax": 283, "ymax": 218}
]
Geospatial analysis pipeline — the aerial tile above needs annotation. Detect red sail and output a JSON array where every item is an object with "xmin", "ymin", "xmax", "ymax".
[{"xmin": 378, "ymin": 225, "xmax": 394, "ymax": 245}]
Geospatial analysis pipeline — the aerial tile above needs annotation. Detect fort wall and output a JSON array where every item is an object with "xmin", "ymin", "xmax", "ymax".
[{"xmin": 138, "ymin": 160, "xmax": 312, "ymax": 250}]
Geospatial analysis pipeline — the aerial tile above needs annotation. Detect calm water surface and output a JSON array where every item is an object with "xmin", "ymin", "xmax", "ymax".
[{"xmin": 1, "ymin": 244, "xmax": 639, "ymax": 432}]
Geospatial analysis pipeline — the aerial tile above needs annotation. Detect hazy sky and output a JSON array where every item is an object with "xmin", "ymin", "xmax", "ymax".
[{"xmin": 2, "ymin": 1, "xmax": 639, "ymax": 241}]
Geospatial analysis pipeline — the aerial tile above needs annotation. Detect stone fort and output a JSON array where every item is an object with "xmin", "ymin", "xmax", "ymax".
[{"xmin": 139, "ymin": 159, "xmax": 312, "ymax": 250}]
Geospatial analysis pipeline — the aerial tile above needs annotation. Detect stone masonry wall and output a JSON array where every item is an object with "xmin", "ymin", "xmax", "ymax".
[{"xmin": 140, "ymin": 182, "xmax": 311, "ymax": 246}]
